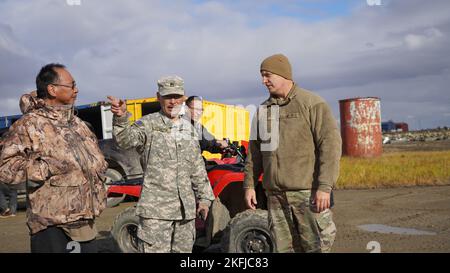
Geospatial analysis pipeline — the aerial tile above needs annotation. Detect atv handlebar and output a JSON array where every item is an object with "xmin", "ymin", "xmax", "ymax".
[
  {"xmin": 221, "ymin": 138, "xmax": 246, "ymax": 161},
  {"xmin": 106, "ymin": 177, "xmax": 143, "ymax": 186}
]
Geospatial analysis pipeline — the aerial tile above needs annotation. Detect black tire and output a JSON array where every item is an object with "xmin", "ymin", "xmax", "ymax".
[
  {"xmin": 111, "ymin": 206, "xmax": 140, "ymax": 253},
  {"xmin": 221, "ymin": 209, "xmax": 274, "ymax": 253},
  {"xmin": 104, "ymin": 168, "xmax": 126, "ymax": 208}
]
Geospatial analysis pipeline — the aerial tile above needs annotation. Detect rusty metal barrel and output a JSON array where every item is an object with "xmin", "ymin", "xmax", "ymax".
[{"xmin": 339, "ymin": 97, "xmax": 382, "ymax": 157}]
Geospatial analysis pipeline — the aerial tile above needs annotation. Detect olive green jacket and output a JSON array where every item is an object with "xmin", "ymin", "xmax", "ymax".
[{"xmin": 243, "ymin": 84, "xmax": 342, "ymax": 193}]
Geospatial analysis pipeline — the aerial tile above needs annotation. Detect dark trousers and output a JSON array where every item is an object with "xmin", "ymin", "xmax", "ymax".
[
  {"xmin": 30, "ymin": 226, "xmax": 98, "ymax": 253},
  {"xmin": 0, "ymin": 183, "xmax": 17, "ymax": 214}
]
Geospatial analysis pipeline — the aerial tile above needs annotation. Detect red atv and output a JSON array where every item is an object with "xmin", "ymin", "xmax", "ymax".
[{"xmin": 108, "ymin": 140, "xmax": 274, "ymax": 253}]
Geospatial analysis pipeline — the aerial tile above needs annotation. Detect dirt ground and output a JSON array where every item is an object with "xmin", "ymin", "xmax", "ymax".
[
  {"xmin": 1, "ymin": 140, "xmax": 449, "ymax": 253},
  {"xmin": 332, "ymin": 185, "xmax": 450, "ymax": 253},
  {"xmin": 1, "ymin": 185, "xmax": 449, "ymax": 253}
]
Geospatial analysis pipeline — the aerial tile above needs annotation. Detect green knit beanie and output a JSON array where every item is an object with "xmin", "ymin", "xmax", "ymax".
[{"xmin": 260, "ymin": 54, "xmax": 292, "ymax": 80}]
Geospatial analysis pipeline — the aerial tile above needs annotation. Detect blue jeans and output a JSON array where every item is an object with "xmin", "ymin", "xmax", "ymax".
[{"xmin": 0, "ymin": 183, "xmax": 18, "ymax": 214}]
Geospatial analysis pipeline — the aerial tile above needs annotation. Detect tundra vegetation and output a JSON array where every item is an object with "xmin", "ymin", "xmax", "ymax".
[{"xmin": 337, "ymin": 147, "xmax": 450, "ymax": 189}]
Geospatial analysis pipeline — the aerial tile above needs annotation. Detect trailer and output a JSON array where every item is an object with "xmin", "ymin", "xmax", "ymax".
[{"xmin": 0, "ymin": 97, "xmax": 250, "ymax": 207}]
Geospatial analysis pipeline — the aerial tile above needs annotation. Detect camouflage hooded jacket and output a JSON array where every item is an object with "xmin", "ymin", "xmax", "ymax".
[{"xmin": 0, "ymin": 92, "xmax": 108, "ymax": 234}]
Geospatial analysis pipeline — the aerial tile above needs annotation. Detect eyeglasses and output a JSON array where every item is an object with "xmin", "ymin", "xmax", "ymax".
[
  {"xmin": 51, "ymin": 81, "xmax": 77, "ymax": 90},
  {"xmin": 188, "ymin": 105, "xmax": 203, "ymax": 113}
]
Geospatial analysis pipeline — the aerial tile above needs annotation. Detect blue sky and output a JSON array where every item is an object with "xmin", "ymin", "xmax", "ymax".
[
  {"xmin": 191, "ymin": 0, "xmax": 364, "ymax": 25},
  {"xmin": 258, "ymin": 0, "xmax": 362, "ymax": 22},
  {"xmin": 0, "ymin": 0, "xmax": 449, "ymax": 130},
  {"xmin": 197, "ymin": 0, "xmax": 361, "ymax": 17}
]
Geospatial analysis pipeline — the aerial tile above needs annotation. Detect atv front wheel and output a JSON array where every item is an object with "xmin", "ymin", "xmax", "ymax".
[
  {"xmin": 111, "ymin": 206, "xmax": 140, "ymax": 253},
  {"xmin": 221, "ymin": 209, "xmax": 274, "ymax": 253}
]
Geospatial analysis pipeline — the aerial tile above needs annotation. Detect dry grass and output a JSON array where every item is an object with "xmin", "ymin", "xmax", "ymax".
[{"xmin": 336, "ymin": 151, "xmax": 450, "ymax": 189}]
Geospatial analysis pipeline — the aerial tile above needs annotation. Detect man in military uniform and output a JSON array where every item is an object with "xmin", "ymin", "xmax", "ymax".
[
  {"xmin": 108, "ymin": 76, "xmax": 215, "ymax": 253},
  {"xmin": 0, "ymin": 64, "xmax": 108, "ymax": 253},
  {"xmin": 185, "ymin": 95, "xmax": 228, "ymax": 153},
  {"xmin": 244, "ymin": 54, "xmax": 342, "ymax": 253}
]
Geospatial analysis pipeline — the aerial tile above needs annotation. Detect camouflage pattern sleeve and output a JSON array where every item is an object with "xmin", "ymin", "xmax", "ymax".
[
  {"xmin": 112, "ymin": 112, "xmax": 149, "ymax": 151},
  {"xmin": 191, "ymin": 142, "xmax": 215, "ymax": 206},
  {"xmin": 0, "ymin": 120, "xmax": 50, "ymax": 185}
]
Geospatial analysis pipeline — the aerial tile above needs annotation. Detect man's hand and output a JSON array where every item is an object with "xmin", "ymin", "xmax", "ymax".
[
  {"xmin": 216, "ymin": 139, "xmax": 229, "ymax": 149},
  {"xmin": 245, "ymin": 188, "xmax": 257, "ymax": 210},
  {"xmin": 107, "ymin": 96, "xmax": 127, "ymax": 117},
  {"xmin": 196, "ymin": 202, "xmax": 209, "ymax": 221},
  {"xmin": 313, "ymin": 190, "xmax": 331, "ymax": 213}
]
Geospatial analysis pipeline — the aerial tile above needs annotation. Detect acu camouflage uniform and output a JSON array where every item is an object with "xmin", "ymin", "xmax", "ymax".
[
  {"xmin": 0, "ymin": 92, "xmax": 108, "ymax": 235},
  {"xmin": 113, "ymin": 98, "xmax": 214, "ymax": 253},
  {"xmin": 267, "ymin": 191, "xmax": 336, "ymax": 253}
]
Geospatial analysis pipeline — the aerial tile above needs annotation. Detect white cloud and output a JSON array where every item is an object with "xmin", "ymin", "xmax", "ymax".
[
  {"xmin": 404, "ymin": 28, "xmax": 444, "ymax": 50},
  {"xmin": 0, "ymin": 0, "xmax": 449, "ymax": 130},
  {"xmin": 0, "ymin": 98, "xmax": 21, "ymax": 116}
]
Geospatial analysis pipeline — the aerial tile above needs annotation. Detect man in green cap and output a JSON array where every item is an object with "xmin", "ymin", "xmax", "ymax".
[
  {"xmin": 108, "ymin": 76, "xmax": 214, "ymax": 253},
  {"xmin": 244, "ymin": 54, "xmax": 342, "ymax": 253}
]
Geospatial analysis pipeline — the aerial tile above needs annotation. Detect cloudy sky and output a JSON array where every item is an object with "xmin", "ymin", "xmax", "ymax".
[{"xmin": 1, "ymin": 0, "xmax": 449, "ymax": 130}]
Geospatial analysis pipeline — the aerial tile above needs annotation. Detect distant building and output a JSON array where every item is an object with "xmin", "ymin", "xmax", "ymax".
[
  {"xmin": 382, "ymin": 120, "xmax": 409, "ymax": 132},
  {"xmin": 395, "ymin": 122, "xmax": 409, "ymax": 132},
  {"xmin": 382, "ymin": 120, "xmax": 396, "ymax": 132}
]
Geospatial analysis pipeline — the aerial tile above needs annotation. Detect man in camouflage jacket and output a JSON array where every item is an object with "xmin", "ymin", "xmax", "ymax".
[
  {"xmin": 108, "ymin": 75, "xmax": 214, "ymax": 253},
  {"xmin": 0, "ymin": 64, "xmax": 108, "ymax": 253}
]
